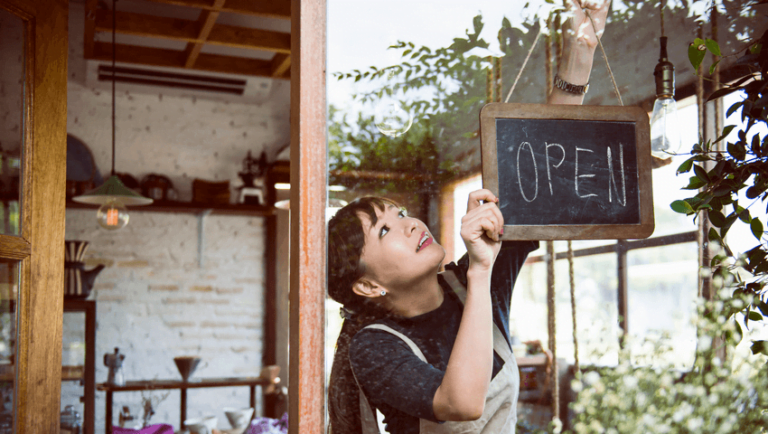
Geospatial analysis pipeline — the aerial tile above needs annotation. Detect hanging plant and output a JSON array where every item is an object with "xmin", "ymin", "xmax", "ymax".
[{"xmin": 670, "ymin": 28, "xmax": 768, "ymax": 356}]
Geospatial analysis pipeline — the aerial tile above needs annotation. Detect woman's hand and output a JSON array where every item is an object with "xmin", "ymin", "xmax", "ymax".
[
  {"xmin": 549, "ymin": 0, "xmax": 610, "ymax": 104},
  {"xmin": 460, "ymin": 189, "xmax": 504, "ymax": 272},
  {"xmin": 562, "ymin": 0, "xmax": 611, "ymax": 53}
]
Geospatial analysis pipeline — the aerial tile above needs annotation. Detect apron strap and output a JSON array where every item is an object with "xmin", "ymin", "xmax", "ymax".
[{"xmin": 440, "ymin": 269, "xmax": 466, "ymax": 304}]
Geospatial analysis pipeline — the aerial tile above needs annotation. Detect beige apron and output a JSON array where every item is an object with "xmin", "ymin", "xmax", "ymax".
[{"xmin": 353, "ymin": 270, "xmax": 519, "ymax": 434}]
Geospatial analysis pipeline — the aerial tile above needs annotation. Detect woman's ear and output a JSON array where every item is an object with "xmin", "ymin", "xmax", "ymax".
[{"xmin": 351, "ymin": 278, "xmax": 385, "ymax": 299}]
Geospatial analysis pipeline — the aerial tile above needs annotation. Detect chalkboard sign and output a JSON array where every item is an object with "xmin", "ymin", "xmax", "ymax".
[{"xmin": 480, "ymin": 103, "xmax": 654, "ymax": 240}]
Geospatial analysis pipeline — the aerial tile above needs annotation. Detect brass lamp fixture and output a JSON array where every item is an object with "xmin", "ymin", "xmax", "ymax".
[{"xmin": 74, "ymin": 0, "xmax": 152, "ymax": 229}]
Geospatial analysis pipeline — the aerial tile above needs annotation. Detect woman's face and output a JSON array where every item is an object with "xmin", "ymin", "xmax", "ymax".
[{"xmin": 357, "ymin": 203, "xmax": 445, "ymax": 290}]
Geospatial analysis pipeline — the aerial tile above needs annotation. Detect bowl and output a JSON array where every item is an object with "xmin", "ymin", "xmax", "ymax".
[
  {"xmin": 174, "ymin": 356, "xmax": 202, "ymax": 382},
  {"xmin": 184, "ymin": 416, "xmax": 217, "ymax": 434},
  {"xmin": 223, "ymin": 407, "xmax": 254, "ymax": 428}
]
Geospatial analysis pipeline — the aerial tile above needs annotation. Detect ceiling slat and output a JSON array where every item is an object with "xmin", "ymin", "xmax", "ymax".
[
  {"xmin": 94, "ymin": 10, "xmax": 291, "ymax": 54},
  {"xmin": 270, "ymin": 53, "xmax": 291, "ymax": 77},
  {"xmin": 184, "ymin": 0, "xmax": 226, "ymax": 68},
  {"xmin": 140, "ymin": 0, "xmax": 290, "ymax": 20},
  {"xmin": 91, "ymin": 41, "xmax": 284, "ymax": 79}
]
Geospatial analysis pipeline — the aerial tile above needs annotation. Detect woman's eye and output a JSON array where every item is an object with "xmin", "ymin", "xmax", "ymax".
[
  {"xmin": 380, "ymin": 225, "xmax": 389, "ymax": 237},
  {"xmin": 398, "ymin": 208, "xmax": 407, "ymax": 218}
]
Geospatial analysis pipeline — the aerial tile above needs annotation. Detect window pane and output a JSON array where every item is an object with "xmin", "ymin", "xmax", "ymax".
[
  {"xmin": 512, "ymin": 248, "xmax": 620, "ymax": 367},
  {"xmin": 0, "ymin": 8, "xmax": 25, "ymax": 236},
  {"xmin": 0, "ymin": 260, "xmax": 18, "ymax": 433},
  {"xmin": 626, "ymin": 243, "xmax": 698, "ymax": 368}
]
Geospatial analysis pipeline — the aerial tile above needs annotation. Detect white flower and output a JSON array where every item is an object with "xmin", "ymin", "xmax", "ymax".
[
  {"xmin": 549, "ymin": 417, "xmax": 563, "ymax": 434},
  {"xmin": 732, "ymin": 299, "xmax": 744, "ymax": 309},
  {"xmin": 687, "ymin": 417, "xmax": 704, "ymax": 430},
  {"xmin": 672, "ymin": 402, "xmax": 694, "ymax": 422},
  {"xmin": 584, "ymin": 371, "xmax": 601, "ymax": 385},
  {"xmin": 623, "ymin": 375, "xmax": 638, "ymax": 389},
  {"xmin": 636, "ymin": 392, "xmax": 647, "ymax": 407},
  {"xmin": 571, "ymin": 379, "xmax": 583, "ymax": 392},
  {"xmin": 698, "ymin": 335, "xmax": 712, "ymax": 351},
  {"xmin": 589, "ymin": 420, "xmax": 605, "ymax": 433}
]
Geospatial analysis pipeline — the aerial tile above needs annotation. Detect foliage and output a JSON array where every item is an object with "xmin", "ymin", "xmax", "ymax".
[
  {"xmin": 670, "ymin": 29, "xmax": 768, "ymax": 356},
  {"xmin": 567, "ymin": 299, "xmax": 768, "ymax": 434}
]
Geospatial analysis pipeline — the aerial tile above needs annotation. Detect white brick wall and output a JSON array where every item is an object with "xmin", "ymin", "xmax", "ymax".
[{"xmin": 64, "ymin": 211, "xmax": 267, "ymax": 432}]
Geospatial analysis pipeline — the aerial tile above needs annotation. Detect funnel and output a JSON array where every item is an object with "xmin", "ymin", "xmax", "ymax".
[{"xmin": 174, "ymin": 356, "xmax": 202, "ymax": 382}]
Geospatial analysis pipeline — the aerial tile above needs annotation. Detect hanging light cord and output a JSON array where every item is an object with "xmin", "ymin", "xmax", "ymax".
[
  {"xmin": 111, "ymin": 0, "xmax": 117, "ymax": 177},
  {"xmin": 660, "ymin": 0, "xmax": 665, "ymax": 38}
]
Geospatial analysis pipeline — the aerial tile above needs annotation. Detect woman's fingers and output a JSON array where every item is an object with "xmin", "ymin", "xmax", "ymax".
[
  {"xmin": 466, "ymin": 189, "xmax": 499, "ymax": 213},
  {"xmin": 461, "ymin": 202, "xmax": 504, "ymax": 241}
]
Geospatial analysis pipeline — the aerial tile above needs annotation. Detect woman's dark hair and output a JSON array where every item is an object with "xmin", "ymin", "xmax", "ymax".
[{"xmin": 327, "ymin": 197, "xmax": 397, "ymax": 434}]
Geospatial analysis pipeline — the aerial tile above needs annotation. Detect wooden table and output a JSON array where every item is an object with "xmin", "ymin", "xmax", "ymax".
[{"xmin": 97, "ymin": 366, "xmax": 279, "ymax": 434}]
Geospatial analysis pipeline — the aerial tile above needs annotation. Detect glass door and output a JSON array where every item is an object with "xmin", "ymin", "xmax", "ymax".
[{"xmin": 0, "ymin": 0, "xmax": 69, "ymax": 432}]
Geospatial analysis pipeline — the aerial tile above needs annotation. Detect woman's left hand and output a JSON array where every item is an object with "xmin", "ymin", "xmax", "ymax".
[{"xmin": 563, "ymin": 0, "xmax": 611, "ymax": 52}]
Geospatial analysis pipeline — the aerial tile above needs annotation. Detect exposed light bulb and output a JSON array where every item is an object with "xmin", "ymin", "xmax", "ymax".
[
  {"xmin": 650, "ymin": 36, "xmax": 681, "ymax": 158},
  {"xmin": 650, "ymin": 97, "xmax": 681, "ymax": 157},
  {"xmin": 97, "ymin": 200, "xmax": 129, "ymax": 230}
]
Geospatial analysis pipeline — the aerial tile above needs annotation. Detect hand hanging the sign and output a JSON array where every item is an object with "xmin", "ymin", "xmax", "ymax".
[{"xmin": 549, "ymin": 0, "xmax": 611, "ymax": 105}]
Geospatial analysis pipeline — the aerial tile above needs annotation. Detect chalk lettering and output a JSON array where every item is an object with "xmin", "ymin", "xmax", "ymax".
[
  {"xmin": 545, "ymin": 142, "xmax": 566, "ymax": 195},
  {"xmin": 517, "ymin": 141, "xmax": 538, "ymax": 202},
  {"xmin": 575, "ymin": 147, "xmax": 597, "ymax": 199},
  {"xmin": 608, "ymin": 144, "xmax": 627, "ymax": 206}
]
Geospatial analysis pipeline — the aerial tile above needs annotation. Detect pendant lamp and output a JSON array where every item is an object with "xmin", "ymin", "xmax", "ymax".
[
  {"xmin": 74, "ymin": 0, "xmax": 152, "ymax": 230},
  {"xmin": 650, "ymin": 0, "xmax": 682, "ymax": 158}
]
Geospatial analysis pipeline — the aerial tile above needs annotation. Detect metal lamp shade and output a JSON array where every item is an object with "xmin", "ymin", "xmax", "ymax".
[{"xmin": 73, "ymin": 175, "xmax": 153, "ymax": 206}]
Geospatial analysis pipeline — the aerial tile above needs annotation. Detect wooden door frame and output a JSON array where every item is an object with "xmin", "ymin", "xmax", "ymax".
[
  {"xmin": 0, "ymin": 0, "xmax": 68, "ymax": 432},
  {"xmin": 288, "ymin": 0, "xmax": 326, "ymax": 432}
]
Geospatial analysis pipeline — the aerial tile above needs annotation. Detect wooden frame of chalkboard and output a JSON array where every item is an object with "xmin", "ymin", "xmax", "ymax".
[{"xmin": 480, "ymin": 103, "xmax": 654, "ymax": 240}]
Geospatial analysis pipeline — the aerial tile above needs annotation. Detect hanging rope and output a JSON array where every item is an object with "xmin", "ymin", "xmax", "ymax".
[
  {"xmin": 544, "ymin": 15, "xmax": 560, "ymax": 423},
  {"xmin": 584, "ymin": 10, "xmax": 622, "ymax": 106},
  {"xmin": 505, "ymin": 26, "xmax": 543, "ymax": 103},
  {"xmin": 487, "ymin": 56, "xmax": 495, "ymax": 104},
  {"xmin": 567, "ymin": 241, "xmax": 579, "ymax": 373},
  {"xmin": 494, "ymin": 57, "xmax": 502, "ymax": 103}
]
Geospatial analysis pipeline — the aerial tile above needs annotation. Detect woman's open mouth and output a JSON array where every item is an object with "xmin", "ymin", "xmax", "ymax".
[{"xmin": 417, "ymin": 231, "xmax": 432, "ymax": 252}]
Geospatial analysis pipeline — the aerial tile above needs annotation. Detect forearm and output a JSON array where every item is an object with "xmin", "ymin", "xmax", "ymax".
[
  {"xmin": 546, "ymin": 42, "xmax": 597, "ymax": 105},
  {"xmin": 433, "ymin": 266, "xmax": 494, "ymax": 421}
]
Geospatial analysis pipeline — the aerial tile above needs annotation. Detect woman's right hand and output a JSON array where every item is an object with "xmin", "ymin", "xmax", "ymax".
[{"xmin": 460, "ymin": 189, "xmax": 504, "ymax": 272}]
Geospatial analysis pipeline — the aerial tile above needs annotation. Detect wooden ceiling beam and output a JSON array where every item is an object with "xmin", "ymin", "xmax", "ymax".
[
  {"xmin": 140, "ymin": 0, "xmax": 290, "ymax": 20},
  {"xmin": 184, "ymin": 0, "xmax": 226, "ymax": 68},
  {"xmin": 90, "ymin": 41, "xmax": 286, "ymax": 79},
  {"xmin": 270, "ymin": 53, "xmax": 291, "ymax": 77},
  {"xmin": 94, "ymin": 10, "xmax": 291, "ymax": 54}
]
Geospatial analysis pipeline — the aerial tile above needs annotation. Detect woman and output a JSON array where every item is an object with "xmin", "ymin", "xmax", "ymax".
[{"xmin": 328, "ymin": 2, "xmax": 609, "ymax": 433}]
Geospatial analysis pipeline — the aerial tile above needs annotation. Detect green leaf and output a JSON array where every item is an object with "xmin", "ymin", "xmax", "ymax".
[
  {"xmin": 708, "ymin": 227, "xmax": 721, "ymax": 243},
  {"xmin": 705, "ymin": 38, "xmax": 721, "ymax": 56},
  {"xmin": 688, "ymin": 39, "xmax": 707, "ymax": 72},
  {"xmin": 671, "ymin": 200, "xmax": 694, "ymax": 214},
  {"xmin": 752, "ymin": 217, "xmax": 764, "ymax": 240},
  {"xmin": 748, "ymin": 311, "xmax": 763, "ymax": 321},
  {"xmin": 709, "ymin": 59, "xmax": 721, "ymax": 75},
  {"xmin": 707, "ymin": 86, "xmax": 739, "ymax": 102},
  {"xmin": 727, "ymin": 141, "xmax": 747, "ymax": 160},
  {"xmin": 727, "ymin": 101, "xmax": 743, "ymax": 118},
  {"xmin": 693, "ymin": 165, "xmax": 710, "ymax": 183},
  {"xmin": 714, "ymin": 125, "xmax": 736, "ymax": 143},
  {"xmin": 752, "ymin": 134, "xmax": 761, "ymax": 155},
  {"xmin": 751, "ymin": 340, "xmax": 768, "ymax": 356},
  {"xmin": 677, "ymin": 158, "xmax": 694, "ymax": 174},
  {"xmin": 738, "ymin": 208, "xmax": 752, "ymax": 223},
  {"xmin": 750, "ymin": 43, "xmax": 762, "ymax": 55},
  {"xmin": 709, "ymin": 210, "xmax": 726, "ymax": 227},
  {"xmin": 683, "ymin": 176, "xmax": 707, "ymax": 190}
]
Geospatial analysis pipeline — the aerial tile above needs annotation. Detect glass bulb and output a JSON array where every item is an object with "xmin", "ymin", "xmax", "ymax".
[
  {"xmin": 97, "ymin": 200, "xmax": 129, "ymax": 230},
  {"xmin": 374, "ymin": 100, "xmax": 413, "ymax": 137},
  {"xmin": 650, "ymin": 96, "xmax": 682, "ymax": 158}
]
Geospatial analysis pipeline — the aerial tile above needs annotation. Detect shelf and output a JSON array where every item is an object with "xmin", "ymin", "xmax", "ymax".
[
  {"xmin": 96, "ymin": 375, "xmax": 277, "ymax": 392},
  {"xmin": 66, "ymin": 200, "xmax": 275, "ymax": 217}
]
